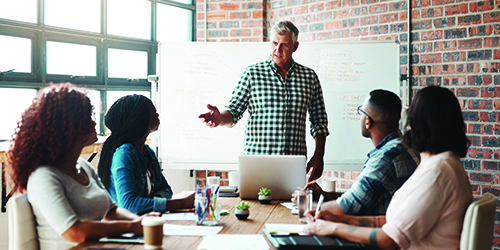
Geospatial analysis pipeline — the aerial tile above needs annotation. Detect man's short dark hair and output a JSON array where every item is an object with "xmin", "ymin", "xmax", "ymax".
[
  {"xmin": 403, "ymin": 86, "xmax": 470, "ymax": 157},
  {"xmin": 367, "ymin": 89, "xmax": 401, "ymax": 133}
]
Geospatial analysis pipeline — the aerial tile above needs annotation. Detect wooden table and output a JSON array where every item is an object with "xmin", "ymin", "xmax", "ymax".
[{"xmin": 70, "ymin": 197, "xmax": 301, "ymax": 250}]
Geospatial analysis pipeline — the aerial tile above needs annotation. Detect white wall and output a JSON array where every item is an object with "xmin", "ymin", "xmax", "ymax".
[{"xmin": 0, "ymin": 205, "xmax": 8, "ymax": 250}]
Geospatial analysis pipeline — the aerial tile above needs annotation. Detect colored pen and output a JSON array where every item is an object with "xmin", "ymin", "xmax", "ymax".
[{"xmin": 314, "ymin": 194, "xmax": 324, "ymax": 221}]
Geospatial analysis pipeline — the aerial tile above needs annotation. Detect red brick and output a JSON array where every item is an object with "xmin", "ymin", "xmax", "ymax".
[
  {"xmin": 325, "ymin": 0, "xmax": 341, "ymax": 10},
  {"xmin": 219, "ymin": 3, "xmax": 239, "ymax": 11},
  {"xmin": 494, "ymin": 49, "xmax": 500, "ymax": 60},
  {"xmin": 443, "ymin": 75, "xmax": 466, "ymax": 85},
  {"xmin": 399, "ymin": 11, "xmax": 408, "ymax": 21},
  {"xmin": 196, "ymin": 170, "xmax": 206, "ymax": 178},
  {"xmin": 360, "ymin": 16, "xmax": 378, "ymax": 25},
  {"xmin": 432, "ymin": 64, "xmax": 455, "ymax": 74},
  {"xmin": 351, "ymin": 27, "xmax": 369, "ymax": 37},
  {"xmin": 420, "ymin": 53, "xmax": 442, "ymax": 63},
  {"xmin": 230, "ymin": 12, "xmax": 252, "ymax": 19},
  {"xmin": 432, "ymin": 0, "xmax": 454, "ymax": 5},
  {"xmin": 458, "ymin": 38, "xmax": 483, "ymax": 49},
  {"xmin": 420, "ymin": 30, "xmax": 443, "ymax": 41},
  {"xmin": 469, "ymin": 25, "xmax": 493, "ymax": 37},
  {"xmin": 457, "ymin": 87, "xmax": 481, "ymax": 97},
  {"xmin": 368, "ymin": 4, "xmax": 389, "ymax": 15},
  {"xmin": 497, "ymin": 173, "xmax": 500, "ymax": 184},
  {"xmin": 252, "ymin": 11, "xmax": 264, "ymax": 19},
  {"xmin": 434, "ymin": 41, "xmax": 457, "ymax": 51},
  {"xmin": 412, "ymin": 0, "xmax": 431, "ymax": 8},
  {"xmin": 230, "ymin": 29, "xmax": 251, "ymax": 37},
  {"xmin": 412, "ymin": 9, "xmax": 420, "ymax": 19},
  {"xmin": 445, "ymin": 4, "xmax": 469, "ymax": 15},
  {"xmin": 483, "ymin": 12, "xmax": 500, "ymax": 23},
  {"xmin": 481, "ymin": 87, "xmax": 500, "ymax": 98},
  {"xmin": 379, "ymin": 13, "xmax": 398, "ymax": 23},
  {"xmin": 421, "ymin": 7, "xmax": 443, "ymax": 18},
  {"xmin": 470, "ymin": 172, "xmax": 494, "ymax": 183},
  {"xmin": 470, "ymin": 0, "xmax": 495, "ymax": 12},
  {"xmin": 207, "ymin": 12, "xmax": 229, "ymax": 20},
  {"xmin": 325, "ymin": 21, "xmax": 342, "ymax": 30}
]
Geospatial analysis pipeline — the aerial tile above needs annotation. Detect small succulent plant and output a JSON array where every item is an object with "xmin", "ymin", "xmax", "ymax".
[
  {"xmin": 235, "ymin": 201, "xmax": 250, "ymax": 210},
  {"xmin": 258, "ymin": 187, "xmax": 272, "ymax": 196}
]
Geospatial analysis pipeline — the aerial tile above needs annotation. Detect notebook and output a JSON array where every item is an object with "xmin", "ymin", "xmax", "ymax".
[
  {"xmin": 263, "ymin": 223, "xmax": 365, "ymax": 249},
  {"xmin": 238, "ymin": 155, "xmax": 307, "ymax": 200}
]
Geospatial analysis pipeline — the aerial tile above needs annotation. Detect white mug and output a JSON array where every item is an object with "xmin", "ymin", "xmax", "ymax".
[{"xmin": 320, "ymin": 178, "xmax": 336, "ymax": 192}]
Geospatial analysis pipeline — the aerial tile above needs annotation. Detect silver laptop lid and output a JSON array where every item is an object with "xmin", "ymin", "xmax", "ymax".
[{"xmin": 238, "ymin": 155, "xmax": 307, "ymax": 200}]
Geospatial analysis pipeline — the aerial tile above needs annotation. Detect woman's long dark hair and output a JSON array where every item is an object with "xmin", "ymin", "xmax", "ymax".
[
  {"xmin": 404, "ymin": 86, "xmax": 470, "ymax": 157},
  {"xmin": 98, "ymin": 94, "xmax": 151, "ymax": 187}
]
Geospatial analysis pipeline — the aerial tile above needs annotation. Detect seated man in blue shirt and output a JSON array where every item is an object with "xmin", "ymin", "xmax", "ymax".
[{"xmin": 296, "ymin": 89, "xmax": 419, "ymax": 216}]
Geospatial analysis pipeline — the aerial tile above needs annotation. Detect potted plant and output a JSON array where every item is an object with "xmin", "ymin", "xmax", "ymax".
[
  {"xmin": 235, "ymin": 201, "xmax": 250, "ymax": 220},
  {"xmin": 258, "ymin": 187, "xmax": 272, "ymax": 204}
]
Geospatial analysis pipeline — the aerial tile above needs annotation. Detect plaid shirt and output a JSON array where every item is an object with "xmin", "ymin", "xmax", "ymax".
[
  {"xmin": 337, "ymin": 131, "xmax": 420, "ymax": 215},
  {"xmin": 225, "ymin": 57, "xmax": 329, "ymax": 155}
]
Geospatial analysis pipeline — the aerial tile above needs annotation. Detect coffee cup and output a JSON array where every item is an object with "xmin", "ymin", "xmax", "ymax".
[
  {"xmin": 141, "ymin": 217, "xmax": 165, "ymax": 249},
  {"xmin": 320, "ymin": 178, "xmax": 337, "ymax": 192}
]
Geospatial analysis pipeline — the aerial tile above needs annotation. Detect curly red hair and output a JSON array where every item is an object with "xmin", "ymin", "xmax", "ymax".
[{"xmin": 5, "ymin": 83, "xmax": 95, "ymax": 193}]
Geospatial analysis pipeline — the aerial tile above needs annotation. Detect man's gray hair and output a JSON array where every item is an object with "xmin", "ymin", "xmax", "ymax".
[{"xmin": 271, "ymin": 20, "xmax": 299, "ymax": 44}]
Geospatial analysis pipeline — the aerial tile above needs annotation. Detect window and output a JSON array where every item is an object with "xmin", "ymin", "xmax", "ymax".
[{"xmin": 0, "ymin": 0, "xmax": 195, "ymax": 139}]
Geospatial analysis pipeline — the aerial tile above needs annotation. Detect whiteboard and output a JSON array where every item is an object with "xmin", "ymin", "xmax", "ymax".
[{"xmin": 158, "ymin": 41, "xmax": 400, "ymax": 170}]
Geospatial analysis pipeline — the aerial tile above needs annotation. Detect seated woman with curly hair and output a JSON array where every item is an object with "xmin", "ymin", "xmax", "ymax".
[
  {"xmin": 4, "ymin": 83, "xmax": 159, "ymax": 250},
  {"xmin": 303, "ymin": 85, "xmax": 473, "ymax": 250}
]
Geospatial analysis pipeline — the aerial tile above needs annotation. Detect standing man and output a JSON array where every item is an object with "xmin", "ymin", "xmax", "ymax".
[
  {"xmin": 300, "ymin": 89, "xmax": 419, "ymax": 216},
  {"xmin": 199, "ymin": 20, "xmax": 329, "ymax": 182}
]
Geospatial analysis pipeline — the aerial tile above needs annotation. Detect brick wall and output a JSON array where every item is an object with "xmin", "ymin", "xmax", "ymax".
[{"xmin": 196, "ymin": 0, "xmax": 499, "ymax": 248}]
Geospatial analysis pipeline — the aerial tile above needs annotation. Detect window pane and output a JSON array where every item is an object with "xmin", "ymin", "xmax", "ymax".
[
  {"xmin": 45, "ymin": 0, "xmax": 100, "ymax": 33},
  {"xmin": 86, "ymin": 89, "xmax": 101, "ymax": 134},
  {"xmin": 0, "ymin": 88, "xmax": 37, "ymax": 140},
  {"xmin": 108, "ymin": 49, "xmax": 148, "ymax": 79},
  {"xmin": 0, "ymin": 35, "xmax": 31, "ymax": 73},
  {"xmin": 157, "ymin": 4, "xmax": 193, "ymax": 42},
  {"xmin": 47, "ymin": 42, "xmax": 96, "ymax": 76},
  {"xmin": 0, "ymin": 0, "xmax": 37, "ymax": 23},
  {"xmin": 108, "ymin": 0, "xmax": 150, "ymax": 39}
]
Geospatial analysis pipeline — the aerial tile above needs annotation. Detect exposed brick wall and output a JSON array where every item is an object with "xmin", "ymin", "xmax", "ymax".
[
  {"xmin": 196, "ymin": 0, "xmax": 268, "ymax": 42},
  {"xmin": 196, "ymin": 0, "xmax": 499, "ymax": 248}
]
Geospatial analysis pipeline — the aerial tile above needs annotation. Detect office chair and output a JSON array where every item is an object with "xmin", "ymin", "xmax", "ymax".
[
  {"xmin": 7, "ymin": 193, "xmax": 39, "ymax": 250},
  {"xmin": 460, "ymin": 192, "xmax": 497, "ymax": 250}
]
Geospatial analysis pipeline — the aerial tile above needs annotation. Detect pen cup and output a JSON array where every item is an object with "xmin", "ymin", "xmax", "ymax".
[
  {"xmin": 195, "ymin": 187, "xmax": 221, "ymax": 226},
  {"xmin": 141, "ymin": 217, "xmax": 165, "ymax": 249},
  {"xmin": 296, "ymin": 189, "xmax": 313, "ymax": 223}
]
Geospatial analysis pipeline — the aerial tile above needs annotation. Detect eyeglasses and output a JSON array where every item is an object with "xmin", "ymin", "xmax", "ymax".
[{"xmin": 357, "ymin": 105, "xmax": 375, "ymax": 123}]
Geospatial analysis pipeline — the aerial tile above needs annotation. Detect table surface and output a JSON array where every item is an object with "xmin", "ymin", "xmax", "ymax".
[{"xmin": 69, "ymin": 197, "xmax": 301, "ymax": 250}]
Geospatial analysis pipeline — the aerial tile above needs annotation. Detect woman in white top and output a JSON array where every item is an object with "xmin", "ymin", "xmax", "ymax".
[
  {"xmin": 5, "ymin": 83, "xmax": 160, "ymax": 250},
  {"xmin": 302, "ymin": 86, "xmax": 472, "ymax": 250}
]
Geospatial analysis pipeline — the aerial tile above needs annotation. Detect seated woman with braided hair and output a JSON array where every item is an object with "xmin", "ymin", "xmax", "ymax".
[
  {"xmin": 4, "ymin": 83, "xmax": 160, "ymax": 250},
  {"xmin": 302, "ymin": 86, "xmax": 472, "ymax": 250},
  {"xmin": 98, "ymin": 94, "xmax": 194, "ymax": 215}
]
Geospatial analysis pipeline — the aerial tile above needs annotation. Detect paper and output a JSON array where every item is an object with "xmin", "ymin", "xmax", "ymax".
[
  {"xmin": 163, "ymin": 224, "xmax": 223, "ymax": 236},
  {"xmin": 162, "ymin": 212, "xmax": 195, "ymax": 220},
  {"xmin": 265, "ymin": 223, "xmax": 305, "ymax": 234},
  {"xmin": 198, "ymin": 234, "xmax": 269, "ymax": 250},
  {"xmin": 281, "ymin": 202, "xmax": 298, "ymax": 214}
]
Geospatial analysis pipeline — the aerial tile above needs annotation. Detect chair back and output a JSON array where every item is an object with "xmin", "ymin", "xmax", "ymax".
[
  {"xmin": 7, "ymin": 193, "xmax": 39, "ymax": 250},
  {"xmin": 460, "ymin": 192, "xmax": 497, "ymax": 250}
]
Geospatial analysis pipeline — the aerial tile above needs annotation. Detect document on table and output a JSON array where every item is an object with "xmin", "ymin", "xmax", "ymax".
[
  {"xmin": 162, "ymin": 212, "xmax": 195, "ymax": 220},
  {"xmin": 197, "ymin": 234, "xmax": 269, "ymax": 250},
  {"xmin": 265, "ymin": 223, "xmax": 305, "ymax": 234},
  {"xmin": 281, "ymin": 202, "xmax": 299, "ymax": 214},
  {"xmin": 163, "ymin": 224, "xmax": 223, "ymax": 236}
]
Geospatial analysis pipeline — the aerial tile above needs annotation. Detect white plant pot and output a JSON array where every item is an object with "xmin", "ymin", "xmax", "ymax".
[
  {"xmin": 235, "ymin": 209, "xmax": 249, "ymax": 220},
  {"xmin": 258, "ymin": 195, "xmax": 272, "ymax": 204}
]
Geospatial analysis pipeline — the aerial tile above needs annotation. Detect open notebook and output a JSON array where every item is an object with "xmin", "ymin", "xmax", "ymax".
[{"xmin": 263, "ymin": 224, "xmax": 365, "ymax": 249}]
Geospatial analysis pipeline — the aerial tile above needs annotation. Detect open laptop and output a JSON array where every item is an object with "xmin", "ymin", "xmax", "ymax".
[{"xmin": 238, "ymin": 155, "xmax": 307, "ymax": 200}]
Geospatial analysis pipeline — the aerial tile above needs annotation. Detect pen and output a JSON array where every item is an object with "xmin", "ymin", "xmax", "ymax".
[{"xmin": 314, "ymin": 194, "xmax": 324, "ymax": 221}]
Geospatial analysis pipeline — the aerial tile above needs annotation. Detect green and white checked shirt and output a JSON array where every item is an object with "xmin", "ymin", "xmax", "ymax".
[{"xmin": 225, "ymin": 57, "xmax": 329, "ymax": 155}]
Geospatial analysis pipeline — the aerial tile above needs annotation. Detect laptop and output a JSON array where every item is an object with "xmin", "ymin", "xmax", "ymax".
[
  {"xmin": 263, "ymin": 224, "xmax": 365, "ymax": 249},
  {"xmin": 238, "ymin": 155, "xmax": 307, "ymax": 200}
]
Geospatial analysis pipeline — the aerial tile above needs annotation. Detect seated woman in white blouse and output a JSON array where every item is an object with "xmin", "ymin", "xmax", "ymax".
[
  {"xmin": 302, "ymin": 85, "xmax": 473, "ymax": 250},
  {"xmin": 4, "ymin": 83, "xmax": 160, "ymax": 250}
]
